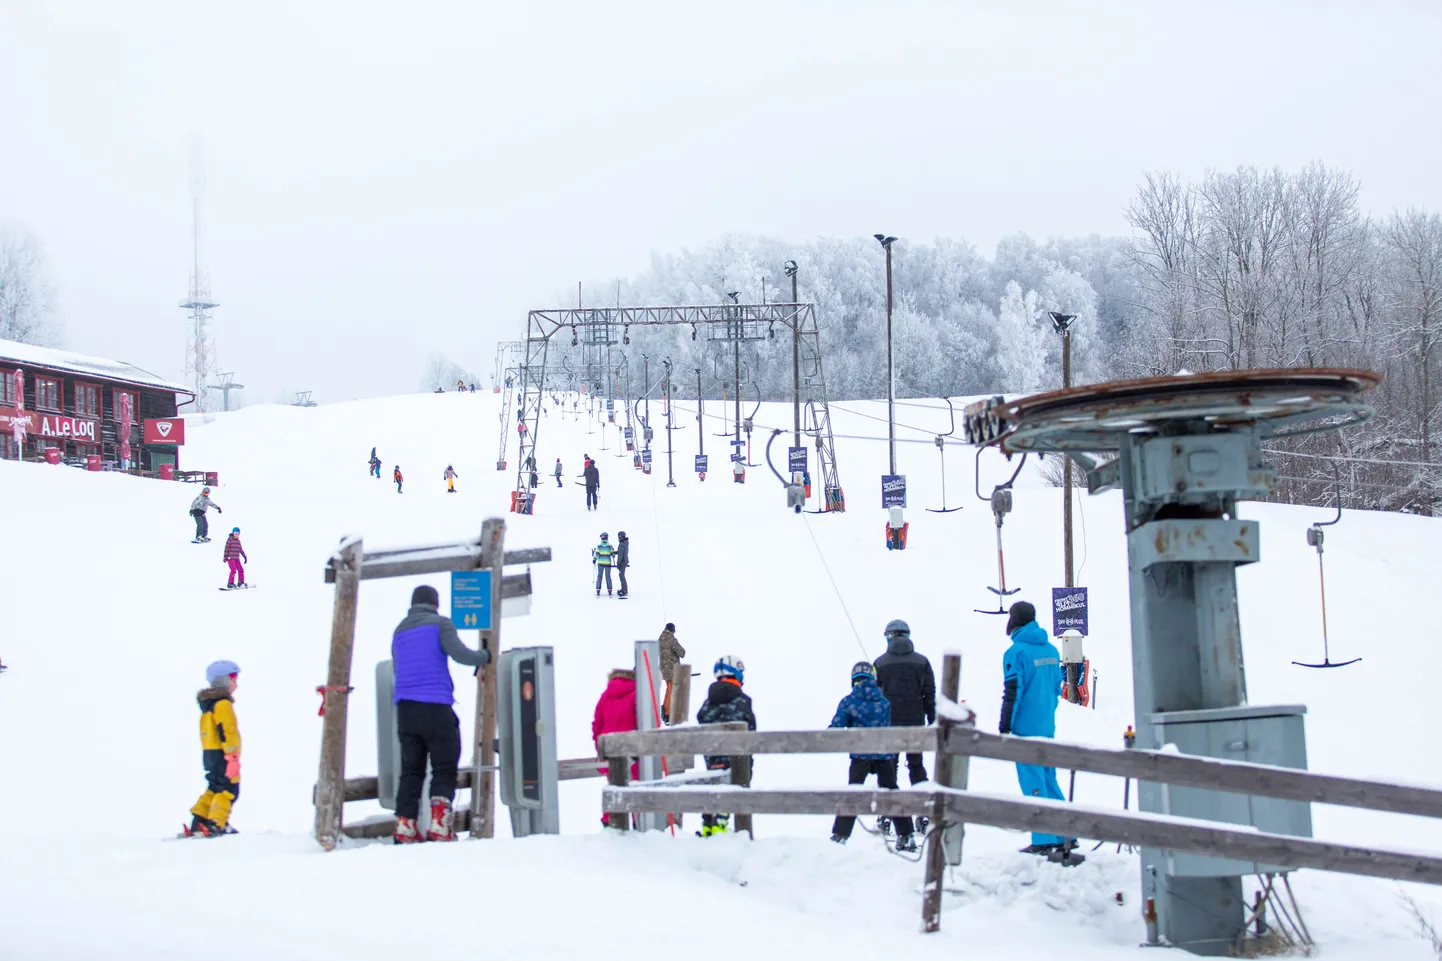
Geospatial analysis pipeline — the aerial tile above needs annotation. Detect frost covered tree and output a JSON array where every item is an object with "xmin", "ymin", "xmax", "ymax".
[{"xmin": 0, "ymin": 227, "xmax": 58, "ymax": 346}]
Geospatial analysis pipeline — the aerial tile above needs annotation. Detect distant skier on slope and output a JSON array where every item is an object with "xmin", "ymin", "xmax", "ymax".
[
  {"xmin": 827, "ymin": 661, "xmax": 917, "ymax": 852},
  {"xmin": 189, "ymin": 487, "xmax": 222, "ymax": 542},
  {"xmin": 584, "ymin": 460, "xmax": 600, "ymax": 511},
  {"xmin": 873, "ymin": 619, "xmax": 935, "ymax": 786},
  {"xmin": 525, "ymin": 454, "xmax": 538, "ymax": 489},
  {"xmin": 393, "ymin": 466, "xmax": 404, "ymax": 494},
  {"xmin": 658, "ymin": 622, "xmax": 685, "ymax": 722},
  {"xmin": 369, "ymin": 447, "xmax": 381, "ymax": 478},
  {"xmin": 592, "ymin": 532, "xmax": 614, "ymax": 596},
  {"xmin": 444, "ymin": 465, "xmax": 459, "ymax": 493},
  {"xmin": 614, "ymin": 531, "xmax": 631, "ymax": 598},
  {"xmin": 554, "ymin": 458, "xmax": 563, "ymax": 488},
  {"xmin": 695, "ymin": 656, "xmax": 755, "ymax": 837},
  {"xmin": 222, "ymin": 528, "xmax": 248, "ymax": 589},
  {"xmin": 186, "ymin": 660, "xmax": 242, "ymax": 838}
]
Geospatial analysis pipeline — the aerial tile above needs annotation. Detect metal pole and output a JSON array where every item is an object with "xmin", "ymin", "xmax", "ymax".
[
  {"xmin": 791, "ymin": 269, "xmax": 801, "ymax": 450},
  {"xmin": 884, "ymin": 244, "xmax": 896, "ymax": 475},
  {"xmin": 1063, "ymin": 328, "xmax": 1074, "ymax": 587},
  {"xmin": 665, "ymin": 359, "xmax": 676, "ymax": 487},
  {"xmin": 695, "ymin": 368, "xmax": 705, "ymax": 460}
]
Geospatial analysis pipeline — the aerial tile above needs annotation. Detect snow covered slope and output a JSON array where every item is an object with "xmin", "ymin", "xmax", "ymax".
[{"xmin": 1, "ymin": 388, "xmax": 1439, "ymax": 960}]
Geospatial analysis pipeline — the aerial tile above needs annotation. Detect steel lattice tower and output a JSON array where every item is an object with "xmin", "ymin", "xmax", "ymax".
[{"xmin": 180, "ymin": 140, "xmax": 219, "ymax": 410}]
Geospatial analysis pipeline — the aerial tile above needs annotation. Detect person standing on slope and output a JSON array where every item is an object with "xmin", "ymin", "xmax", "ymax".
[
  {"xmin": 554, "ymin": 458, "xmax": 563, "ymax": 488},
  {"xmin": 369, "ymin": 447, "xmax": 382, "ymax": 478},
  {"xmin": 583, "ymin": 459, "xmax": 600, "ymax": 511},
  {"xmin": 444, "ymin": 465, "xmax": 459, "ymax": 493},
  {"xmin": 189, "ymin": 487, "xmax": 222, "ymax": 542},
  {"xmin": 614, "ymin": 531, "xmax": 631, "ymax": 598},
  {"xmin": 592, "ymin": 532, "xmax": 615, "ymax": 596},
  {"xmin": 591, "ymin": 667, "xmax": 638, "ymax": 777},
  {"xmin": 525, "ymin": 454, "xmax": 538, "ymax": 489},
  {"xmin": 393, "ymin": 465, "xmax": 404, "ymax": 494},
  {"xmin": 695, "ymin": 656, "xmax": 755, "ymax": 836},
  {"xmin": 187, "ymin": 659, "xmax": 242, "ymax": 837},
  {"xmin": 658, "ymin": 622, "xmax": 685, "ymax": 722},
  {"xmin": 827, "ymin": 662, "xmax": 917, "ymax": 852},
  {"xmin": 873, "ymin": 618, "xmax": 935, "ymax": 786},
  {"xmin": 222, "ymin": 528, "xmax": 248, "ymax": 589},
  {"xmin": 391, "ymin": 585, "xmax": 490, "ymax": 843},
  {"xmin": 1000, "ymin": 600, "xmax": 1079, "ymax": 864}
]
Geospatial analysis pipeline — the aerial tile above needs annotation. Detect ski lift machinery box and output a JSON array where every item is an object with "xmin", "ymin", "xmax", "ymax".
[{"xmin": 1148, "ymin": 704, "xmax": 1312, "ymax": 878}]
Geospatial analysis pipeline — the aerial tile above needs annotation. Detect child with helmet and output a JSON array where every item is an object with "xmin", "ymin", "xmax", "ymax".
[
  {"xmin": 188, "ymin": 487, "xmax": 222, "ymax": 542},
  {"xmin": 187, "ymin": 659, "xmax": 242, "ymax": 837},
  {"xmin": 695, "ymin": 655, "xmax": 755, "ymax": 836},
  {"xmin": 827, "ymin": 661, "xmax": 917, "ymax": 851},
  {"xmin": 222, "ymin": 528, "xmax": 249, "ymax": 589},
  {"xmin": 592, "ymin": 532, "xmax": 615, "ymax": 596}
]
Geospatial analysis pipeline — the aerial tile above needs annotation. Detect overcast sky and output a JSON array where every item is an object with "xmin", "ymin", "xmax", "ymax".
[{"xmin": 2, "ymin": 0, "xmax": 1438, "ymax": 404}]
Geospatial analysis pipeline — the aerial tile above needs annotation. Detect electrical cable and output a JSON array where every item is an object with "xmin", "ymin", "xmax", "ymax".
[{"xmin": 1265, "ymin": 447, "xmax": 1441, "ymax": 470}]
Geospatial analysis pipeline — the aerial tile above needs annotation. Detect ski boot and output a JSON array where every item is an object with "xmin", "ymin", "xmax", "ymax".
[
  {"xmin": 876, "ymin": 816, "xmax": 893, "ymax": 837},
  {"xmin": 698, "ymin": 814, "xmax": 730, "ymax": 837},
  {"xmin": 426, "ymin": 797, "xmax": 456, "ymax": 842},
  {"xmin": 394, "ymin": 816, "xmax": 422, "ymax": 844},
  {"xmin": 596, "ymin": 589, "xmax": 601, "ymax": 596},
  {"xmin": 895, "ymin": 833, "xmax": 918, "ymax": 853},
  {"xmin": 915, "ymin": 816, "xmax": 931, "ymax": 836},
  {"xmin": 830, "ymin": 834, "xmax": 848, "ymax": 845},
  {"xmin": 1020, "ymin": 842, "xmax": 1060, "ymax": 857},
  {"xmin": 1047, "ymin": 839, "xmax": 1086, "ymax": 867},
  {"xmin": 186, "ymin": 814, "xmax": 220, "ymax": 838}
]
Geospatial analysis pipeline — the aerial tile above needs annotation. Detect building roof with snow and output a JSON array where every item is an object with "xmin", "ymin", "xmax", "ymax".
[{"xmin": 0, "ymin": 339, "xmax": 192, "ymax": 394}]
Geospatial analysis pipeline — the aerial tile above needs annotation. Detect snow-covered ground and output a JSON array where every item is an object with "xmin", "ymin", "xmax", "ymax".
[{"xmin": 1, "ymin": 388, "xmax": 1440, "ymax": 960}]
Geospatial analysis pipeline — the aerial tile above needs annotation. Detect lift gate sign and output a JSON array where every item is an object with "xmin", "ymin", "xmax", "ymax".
[
  {"xmin": 788, "ymin": 447, "xmax": 807, "ymax": 473},
  {"xmin": 695, "ymin": 454, "xmax": 708, "ymax": 473},
  {"xmin": 452, "ymin": 571, "xmax": 493, "ymax": 631},
  {"xmin": 1052, "ymin": 587, "xmax": 1088, "ymax": 636},
  {"xmin": 642, "ymin": 448, "xmax": 652, "ymax": 465},
  {"xmin": 881, "ymin": 474, "xmax": 907, "ymax": 508}
]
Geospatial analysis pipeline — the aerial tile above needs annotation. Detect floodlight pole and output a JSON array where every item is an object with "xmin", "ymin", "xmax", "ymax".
[
  {"xmin": 875, "ymin": 236, "xmax": 897, "ymax": 474},
  {"xmin": 786, "ymin": 261, "xmax": 801, "ymax": 450},
  {"xmin": 664, "ymin": 358, "xmax": 676, "ymax": 487},
  {"xmin": 695, "ymin": 367, "xmax": 705, "ymax": 461},
  {"xmin": 1049, "ymin": 312, "xmax": 1078, "ymax": 587},
  {"xmin": 728, "ymin": 291, "xmax": 742, "ymax": 463}
]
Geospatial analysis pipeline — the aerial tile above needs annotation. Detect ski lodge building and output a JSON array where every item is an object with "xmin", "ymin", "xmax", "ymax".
[{"xmin": 0, "ymin": 338, "xmax": 194, "ymax": 474}]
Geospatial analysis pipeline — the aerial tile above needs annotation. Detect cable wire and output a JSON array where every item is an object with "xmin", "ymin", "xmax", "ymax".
[{"xmin": 801, "ymin": 513, "xmax": 870, "ymax": 658}]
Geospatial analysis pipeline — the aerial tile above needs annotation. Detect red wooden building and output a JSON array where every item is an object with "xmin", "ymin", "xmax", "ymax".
[{"xmin": 0, "ymin": 338, "xmax": 194, "ymax": 473}]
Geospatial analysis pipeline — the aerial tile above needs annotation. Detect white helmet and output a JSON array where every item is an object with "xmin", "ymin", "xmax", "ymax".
[{"xmin": 713, "ymin": 655, "xmax": 745, "ymax": 683}]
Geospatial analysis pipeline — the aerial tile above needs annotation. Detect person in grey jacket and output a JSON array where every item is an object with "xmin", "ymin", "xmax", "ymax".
[{"xmin": 189, "ymin": 488, "xmax": 222, "ymax": 542}]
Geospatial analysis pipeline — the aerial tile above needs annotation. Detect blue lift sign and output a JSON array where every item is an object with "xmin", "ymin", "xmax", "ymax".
[{"xmin": 452, "ymin": 570, "xmax": 492, "ymax": 631}]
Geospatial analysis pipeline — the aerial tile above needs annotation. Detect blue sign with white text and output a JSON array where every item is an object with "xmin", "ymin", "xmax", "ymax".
[
  {"xmin": 788, "ymin": 447, "xmax": 807, "ymax": 473},
  {"xmin": 695, "ymin": 454, "xmax": 708, "ymax": 473},
  {"xmin": 642, "ymin": 448, "xmax": 652, "ymax": 464},
  {"xmin": 1052, "ymin": 587, "xmax": 1088, "ymax": 636},
  {"xmin": 881, "ymin": 474, "xmax": 907, "ymax": 508},
  {"xmin": 452, "ymin": 570, "xmax": 493, "ymax": 631}
]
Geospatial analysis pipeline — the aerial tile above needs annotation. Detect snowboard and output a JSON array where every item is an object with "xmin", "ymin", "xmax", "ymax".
[
  {"xmin": 220, "ymin": 584, "xmax": 255, "ymax": 591},
  {"xmin": 191, "ymin": 538, "xmax": 211, "ymax": 544}
]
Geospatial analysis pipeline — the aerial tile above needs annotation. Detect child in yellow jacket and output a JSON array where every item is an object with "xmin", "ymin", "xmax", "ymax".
[{"xmin": 188, "ymin": 659, "xmax": 242, "ymax": 837}]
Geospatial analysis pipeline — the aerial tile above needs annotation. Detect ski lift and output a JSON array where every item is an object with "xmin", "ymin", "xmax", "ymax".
[
  {"xmin": 1293, "ymin": 469, "xmax": 1361, "ymax": 669},
  {"xmin": 926, "ymin": 397, "xmax": 963, "ymax": 514},
  {"xmin": 974, "ymin": 449, "xmax": 1027, "ymax": 614},
  {"xmin": 743, "ymin": 380, "xmax": 762, "ymax": 466}
]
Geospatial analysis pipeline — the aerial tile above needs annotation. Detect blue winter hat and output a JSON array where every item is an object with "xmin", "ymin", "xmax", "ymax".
[
  {"xmin": 231, "ymin": 527, "xmax": 240, "ymax": 534},
  {"xmin": 206, "ymin": 659, "xmax": 240, "ymax": 685}
]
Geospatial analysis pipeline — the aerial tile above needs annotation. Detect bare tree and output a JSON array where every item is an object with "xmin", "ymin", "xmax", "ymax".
[
  {"xmin": 1384, "ymin": 208, "xmax": 1442, "ymax": 466},
  {"xmin": 420, "ymin": 353, "xmax": 480, "ymax": 392},
  {"xmin": 0, "ymin": 227, "xmax": 58, "ymax": 346}
]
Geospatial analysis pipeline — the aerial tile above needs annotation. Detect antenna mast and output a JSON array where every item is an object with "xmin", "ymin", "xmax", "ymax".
[{"xmin": 180, "ymin": 138, "xmax": 220, "ymax": 410}]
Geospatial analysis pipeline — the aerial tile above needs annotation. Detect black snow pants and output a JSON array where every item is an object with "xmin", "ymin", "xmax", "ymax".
[
  {"xmin": 616, "ymin": 565, "xmax": 628, "ymax": 595},
  {"xmin": 586, "ymin": 485, "xmax": 598, "ymax": 509},
  {"xmin": 191, "ymin": 510, "xmax": 208, "ymax": 540},
  {"xmin": 830, "ymin": 758, "xmax": 914, "ymax": 839},
  {"xmin": 395, "ymin": 700, "xmax": 461, "ymax": 820}
]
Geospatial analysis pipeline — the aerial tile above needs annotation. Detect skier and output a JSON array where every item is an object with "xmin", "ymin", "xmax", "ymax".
[
  {"xmin": 444, "ymin": 465, "xmax": 459, "ymax": 493},
  {"xmin": 525, "ymin": 454, "xmax": 538, "ymax": 489},
  {"xmin": 369, "ymin": 447, "xmax": 382, "ymax": 478},
  {"xmin": 468, "ymin": 383, "xmax": 475, "ymax": 393},
  {"xmin": 873, "ymin": 619, "xmax": 936, "ymax": 786},
  {"xmin": 189, "ymin": 487, "xmax": 222, "ymax": 542},
  {"xmin": 583, "ymin": 459, "xmax": 600, "ymax": 511},
  {"xmin": 554, "ymin": 458, "xmax": 563, "ymax": 488},
  {"xmin": 592, "ymin": 532, "xmax": 615, "ymax": 596},
  {"xmin": 222, "ymin": 528, "xmax": 248, "ymax": 589},
  {"xmin": 456, "ymin": 379, "xmax": 465, "ymax": 392},
  {"xmin": 187, "ymin": 659, "xmax": 242, "ymax": 838},
  {"xmin": 658, "ymin": 622, "xmax": 685, "ymax": 723},
  {"xmin": 695, "ymin": 656, "xmax": 755, "ymax": 836},
  {"xmin": 391, "ymin": 585, "xmax": 490, "ymax": 843},
  {"xmin": 614, "ymin": 530, "xmax": 630, "ymax": 598},
  {"xmin": 1000, "ymin": 601, "xmax": 1079, "ymax": 864},
  {"xmin": 393, "ymin": 465, "xmax": 404, "ymax": 494},
  {"xmin": 827, "ymin": 662, "xmax": 917, "ymax": 851}
]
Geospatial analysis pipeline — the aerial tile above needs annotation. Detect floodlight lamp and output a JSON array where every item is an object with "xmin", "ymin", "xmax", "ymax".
[
  {"xmin": 1048, "ymin": 311, "xmax": 1078, "ymax": 333},
  {"xmin": 768, "ymin": 323, "xmax": 775, "ymax": 339},
  {"xmin": 783, "ymin": 260, "xmax": 798, "ymax": 277},
  {"xmin": 874, "ymin": 234, "xmax": 897, "ymax": 248},
  {"xmin": 726, "ymin": 291, "xmax": 740, "ymax": 304}
]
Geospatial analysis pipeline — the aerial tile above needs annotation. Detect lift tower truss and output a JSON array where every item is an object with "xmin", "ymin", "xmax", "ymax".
[
  {"xmin": 963, "ymin": 368, "xmax": 1379, "ymax": 956},
  {"xmin": 512, "ymin": 304, "xmax": 842, "ymax": 510}
]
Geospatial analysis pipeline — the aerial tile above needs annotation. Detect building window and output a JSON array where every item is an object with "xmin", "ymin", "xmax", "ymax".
[
  {"xmin": 0, "ymin": 370, "xmax": 14, "ymax": 407},
  {"xmin": 116, "ymin": 391, "xmax": 139, "ymax": 423},
  {"xmin": 35, "ymin": 377, "xmax": 60, "ymax": 411},
  {"xmin": 0, "ymin": 434, "xmax": 16, "ymax": 460},
  {"xmin": 75, "ymin": 383, "xmax": 100, "ymax": 418}
]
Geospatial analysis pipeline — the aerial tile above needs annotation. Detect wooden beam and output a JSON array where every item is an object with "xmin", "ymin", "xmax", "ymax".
[
  {"xmin": 603, "ymin": 788, "xmax": 935, "ymax": 817},
  {"xmin": 945, "ymin": 727, "xmax": 1442, "ymax": 820},
  {"xmin": 314, "ymin": 537, "xmax": 362, "ymax": 851},
  {"xmin": 321, "ymin": 757, "xmax": 605, "ymax": 804},
  {"xmin": 606, "ymin": 757, "xmax": 632, "ymax": 831},
  {"xmin": 469, "ymin": 518, "xmax": 505, "ymax": 838},
  {"xmin": 923, "ymin": 653, "xmax": 965, "ymax": 934},
  {"xmin": 598, "ymin": 726, "xmax": 937, "ymax": 758},
  {"xmin": 323, "ymin": 544, "xmax": 553, "ymax": 583}
]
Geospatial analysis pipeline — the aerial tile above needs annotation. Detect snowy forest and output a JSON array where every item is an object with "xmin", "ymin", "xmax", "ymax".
[{"xmin": 566, "ymin": 164, "xmax": 1440, "ymax": 513}]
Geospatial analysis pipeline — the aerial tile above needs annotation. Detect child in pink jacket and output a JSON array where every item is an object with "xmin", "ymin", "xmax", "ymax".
[{"xmin": 592, "ymin": 668, "xmax": 638, "ymax": 783}]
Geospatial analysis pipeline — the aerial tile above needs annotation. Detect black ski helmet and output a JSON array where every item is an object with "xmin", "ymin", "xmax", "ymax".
[
  {"xmin": 884, "ymin": 619, "xmax": 910, "ymax": 638},
  {"xmin": 617, "ymin": 530, "xmax": 627, "ymax": 539},
  {"xmin": 599, "ymin": 532, "xmax": 609, "ymax": 541},
  {"xmin": 851, "ymin": 661, "xmax": 876, "ymax": 682}
]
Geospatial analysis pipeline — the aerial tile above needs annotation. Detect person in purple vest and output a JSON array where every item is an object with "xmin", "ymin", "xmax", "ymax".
[{"xmin": 392, "ymin": 584, "xmax": 489, "ymax": 844}]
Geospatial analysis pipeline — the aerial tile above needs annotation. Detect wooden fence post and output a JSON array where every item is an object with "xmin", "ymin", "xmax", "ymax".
[
  {"xmin": 731, "ymin": 752, "xmax": 754, "ymax": 839},
  {"xmin": 314, "ymin": 537, "xmax": 362, "ymax": 851},
  {"xmin": 606, "ymin": 756, "xmax": 632, "ymax": 831},
  {"xmin": 923, "ymin": 652, "xmax": 964, "ymax": 932},
  {"xmin": 470, "ymin": 518, "xmax": 505, "ymax": 838}
]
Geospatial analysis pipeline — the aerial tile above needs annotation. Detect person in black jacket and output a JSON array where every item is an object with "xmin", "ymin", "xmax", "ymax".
[
  {"xmin": 583, "ymin": 461, "xmax": 600, "ymax": 510},
  {"xmin": 695, "ymin": 656, "xmax": 755, "ymax": 836},
  {"xmin": 614, "ymin": 530, "xmax": 630, "ymax": 597},
  {"xmin": 873, "ymin": 618, "xmax": 936, "ymax": 786}
]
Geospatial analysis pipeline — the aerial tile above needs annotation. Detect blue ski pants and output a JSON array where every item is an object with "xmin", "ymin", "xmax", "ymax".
[
  {"xmin": 596, "ymin": 565, "xmax": 612, "ymax": 591},
  {"xmin": 1015, "ymin": 761, "xmax": 1066, "ymax": 846}
]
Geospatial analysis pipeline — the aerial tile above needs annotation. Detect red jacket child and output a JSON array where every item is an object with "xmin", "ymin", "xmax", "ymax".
[
  {"xmin": 223, "ymin": 530, "xmax": 248, "ymax": 589},
  {"xmin": 592, "ymin": 668, "xmax": 638, "ymax": 778}
]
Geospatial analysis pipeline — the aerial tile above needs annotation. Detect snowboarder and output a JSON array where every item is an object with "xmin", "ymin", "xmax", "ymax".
[
  {"xmin": 391, "ymin": 585, "xmax": 490, "ymax": 843},
  {"xmin": 393, "ymin": 465, "xmax": 403, "ymax": 493},
  {"xmin": 222, "ymin": 528, "xmax": 248, "ymax": 589},
  {"xmin": 592, "ymin": 532, "xmax": 614, "ymax": 596},
  {"xmin": 189, "ymin": 487, "xmax": 222, "ymax": 542},
  {"xmin": 1000, "ymin": 600, "xmax": 1079, "ymax": 863},
  {"xmin": 369, "ymin": 447, "xmax": 382, "ymax": 478},
  {"xmin": 658, "ymin": 622, "xmax": 685, "ymax": 722},
  {"xmin": 187, "ymin": 660, "xmax": 242, "ymax": 838},
  {"xmin": 554, "ymin": 458, "xmax": 564, "ymax": 488},
  {"xmin": 873, "ymin": 619, "xmax": 936, "ymax": 786},
  {"xmin": 827, "ymin": 662, "xmax": 917, "ymax": 851},
  {"xmin": 444, "ymin": 465, "xmax": 459, "ymax": 493},
  {"xmin": 695, "ymin": 656, "xmax": 755, "ymax": 836},
  {"xmin": 614, "ymin": 530, "xmax": 630, "ymax": 598},
  {"xmin": 584, "ymin": 459, "xmax": 600, "ymax": 511}
]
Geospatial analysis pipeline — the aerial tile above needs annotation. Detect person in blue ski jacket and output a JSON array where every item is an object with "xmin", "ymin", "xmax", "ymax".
[
  {"xmin": 1000, "ymin": 600, "xmax": 1070, "ymax": 856},
  {"xmin": 827, "ymin": 662, "xmax": 917, "ymax": 851}
]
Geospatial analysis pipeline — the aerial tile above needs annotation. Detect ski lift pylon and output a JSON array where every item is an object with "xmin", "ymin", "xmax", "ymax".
[{"xmin": 1293, "ymin": 467, "xmax": 1361, "ymax": 669}]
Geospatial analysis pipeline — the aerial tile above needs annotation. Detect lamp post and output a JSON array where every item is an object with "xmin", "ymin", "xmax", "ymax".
[
  {"xmin": 1048, "ymin": 311, "xmax": 1078, "ymax": 587},
  {"xmin": 727, "ymin": 291, "xmax": 742, "ymax": 473},
  {"xmin": 663, "ymin": 358, "xmax": 676, "ymax": 487},
  {"xmin": 784, "ymin": 260, "xmax": 800, "ymax": 450},
  {"xmin": 874, "ymin": 235, "xmax": 898, "ymax": 475}
]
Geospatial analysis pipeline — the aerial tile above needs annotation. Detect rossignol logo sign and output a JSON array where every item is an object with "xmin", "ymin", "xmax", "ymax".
[
  {"xmin": 144, "ymin": 418, "xmax": 186, "ymax": 445},
  {"xmin": 39, "ymin": 414, "xmax": 97, "ymax": 442}
]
